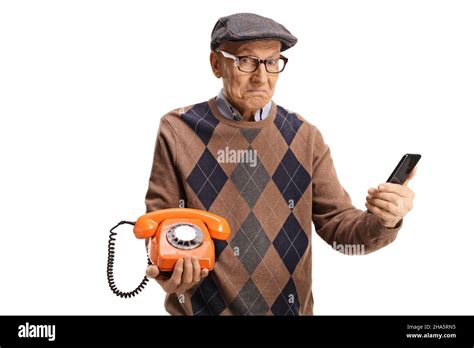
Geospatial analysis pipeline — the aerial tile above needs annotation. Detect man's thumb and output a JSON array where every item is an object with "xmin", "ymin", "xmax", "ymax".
[{"xmin": 146, "ymin": 265, "xmax": 160, "ymax": 278}]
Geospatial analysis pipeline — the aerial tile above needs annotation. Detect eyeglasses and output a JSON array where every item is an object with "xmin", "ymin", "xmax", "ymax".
[{"xmin": 216, "ymin": 49, "xmax": 288, "ymax": 74}]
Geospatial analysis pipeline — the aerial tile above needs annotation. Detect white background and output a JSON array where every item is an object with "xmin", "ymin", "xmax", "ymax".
[{"xmin": 1, "ymin": 0, "xmax": 473, "ymax": 315}]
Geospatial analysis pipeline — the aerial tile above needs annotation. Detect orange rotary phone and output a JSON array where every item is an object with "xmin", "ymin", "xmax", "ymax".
[
  {"xmin": 107, "ymin": 208, "xmax": 231, "ymax": 298},
  {"xmin": 134, "ymin": 208, "xmax": 231, "ymax": 271}
]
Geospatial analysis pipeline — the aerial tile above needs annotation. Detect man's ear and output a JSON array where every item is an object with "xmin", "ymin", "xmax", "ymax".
[{"xmin": 210, "ymin": 51, "xmax": 222, "ymax": 78}]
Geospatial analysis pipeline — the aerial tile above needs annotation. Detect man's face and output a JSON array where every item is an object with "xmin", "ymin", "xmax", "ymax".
[{"xmin": 210, "ymin": 40, "xmax": 281, "ymax": 118}]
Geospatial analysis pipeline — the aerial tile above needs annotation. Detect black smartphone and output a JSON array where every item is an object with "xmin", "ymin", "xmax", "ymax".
[{"xmin": 386, "ymin": 154, "xmax": 421, "ymax": 184}]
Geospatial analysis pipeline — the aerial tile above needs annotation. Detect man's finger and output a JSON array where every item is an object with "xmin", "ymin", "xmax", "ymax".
[
  {"xmin": 201, "ymin": 268, "xmax": 209, "ymax": 278},
  {"xmin": 367, "ymin": 191, "xmax": 402, "ymax": 206},
  {"xmin": 403, "ymin": 166, "xmax": 417, "ymax": 186},
  {"xmin": 377, "ymin": 182, "xmax": 411, "ymax": 198},
  {"xmin": 182, "ymin": 257, "xmax": 193, "ymax": 285},
  {"xmin": 368, "ymin": 187, "xmax": 377, "ymax": 194},
  {"xmin": 192, "ymin": 257, "xmax": 201, "ymax": 283},
  {"xmin": 366, "ymin": 196, "xmax": 401, "ymax": 216},
  {"xmin": 168, "ymin": 258, "xmax": 184, "ymax": 291},
  {"xmin": 145, "ymin": 265, "xmax": 159, "ymax": 278},
  {"xmin": 365, "ymin": 201, "xmax": 398, "ymax": 222}
]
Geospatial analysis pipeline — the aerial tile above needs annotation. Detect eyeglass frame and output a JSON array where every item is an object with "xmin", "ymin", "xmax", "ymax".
[{"xmin": 215, "ymin": 49, "xmax": 288, "ymax": 74}]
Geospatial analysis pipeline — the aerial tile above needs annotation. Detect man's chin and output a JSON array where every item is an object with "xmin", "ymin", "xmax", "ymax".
[{"xmin": 243, "ymin": 97, "xmax": 270, "ymax": 110}]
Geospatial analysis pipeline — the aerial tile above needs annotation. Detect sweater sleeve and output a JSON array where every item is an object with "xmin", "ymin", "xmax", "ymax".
[
  {"xmin": 311, "ymin": 126, "xmax": 401, "ymax": 254},
  {"xmin": 144, "ymin": 116, "xmax": 185, "ymax": 213}
]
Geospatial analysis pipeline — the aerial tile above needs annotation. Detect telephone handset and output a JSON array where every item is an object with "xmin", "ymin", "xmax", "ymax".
[
  {"xmin": 107, "ymin": 208, "xmax": 231, "ymax": 298},
  {"xmin": 134, "ymin": 208, "xmax": 231, "ymax": 271}
]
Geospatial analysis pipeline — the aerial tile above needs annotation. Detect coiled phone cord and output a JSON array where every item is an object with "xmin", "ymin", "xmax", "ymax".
[{"xmin": 107, "ymin": 220, "xmax": 152, "ymax": 298}]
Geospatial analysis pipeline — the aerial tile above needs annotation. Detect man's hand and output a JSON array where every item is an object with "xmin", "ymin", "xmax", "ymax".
[
  {"xmin": 145, "ymin": 257, "xmax": 209, "ymax": 294},
  {"xmin": 365, "ymin": 167, "xmax": 417, "ymax": 228}
]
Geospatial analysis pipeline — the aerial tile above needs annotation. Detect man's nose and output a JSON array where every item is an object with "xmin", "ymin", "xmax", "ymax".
[{"xmin": 251, "ymin": 62, "xmax": 268, "ymax": 83}]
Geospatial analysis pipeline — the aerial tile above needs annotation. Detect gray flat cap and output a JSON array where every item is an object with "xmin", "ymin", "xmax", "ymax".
[{"xmin": 211, "ymin": 13, "xmax": 297, "ymax": 52}]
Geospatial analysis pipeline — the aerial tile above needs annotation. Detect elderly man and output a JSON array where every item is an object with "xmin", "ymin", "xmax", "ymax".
[{"xmin": 144, "ymin": 13, "xmax": 416, "ymax": 315}]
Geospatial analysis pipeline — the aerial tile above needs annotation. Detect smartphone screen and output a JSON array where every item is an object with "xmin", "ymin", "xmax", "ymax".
[{"xmin": 386, "ymin": 154, "xmax": 421, "ymax": 185}]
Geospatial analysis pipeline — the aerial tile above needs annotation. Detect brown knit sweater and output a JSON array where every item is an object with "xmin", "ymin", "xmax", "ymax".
[{"xmin": 144, "ymin": 97, "xmax": 401, "ymax": 315}]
